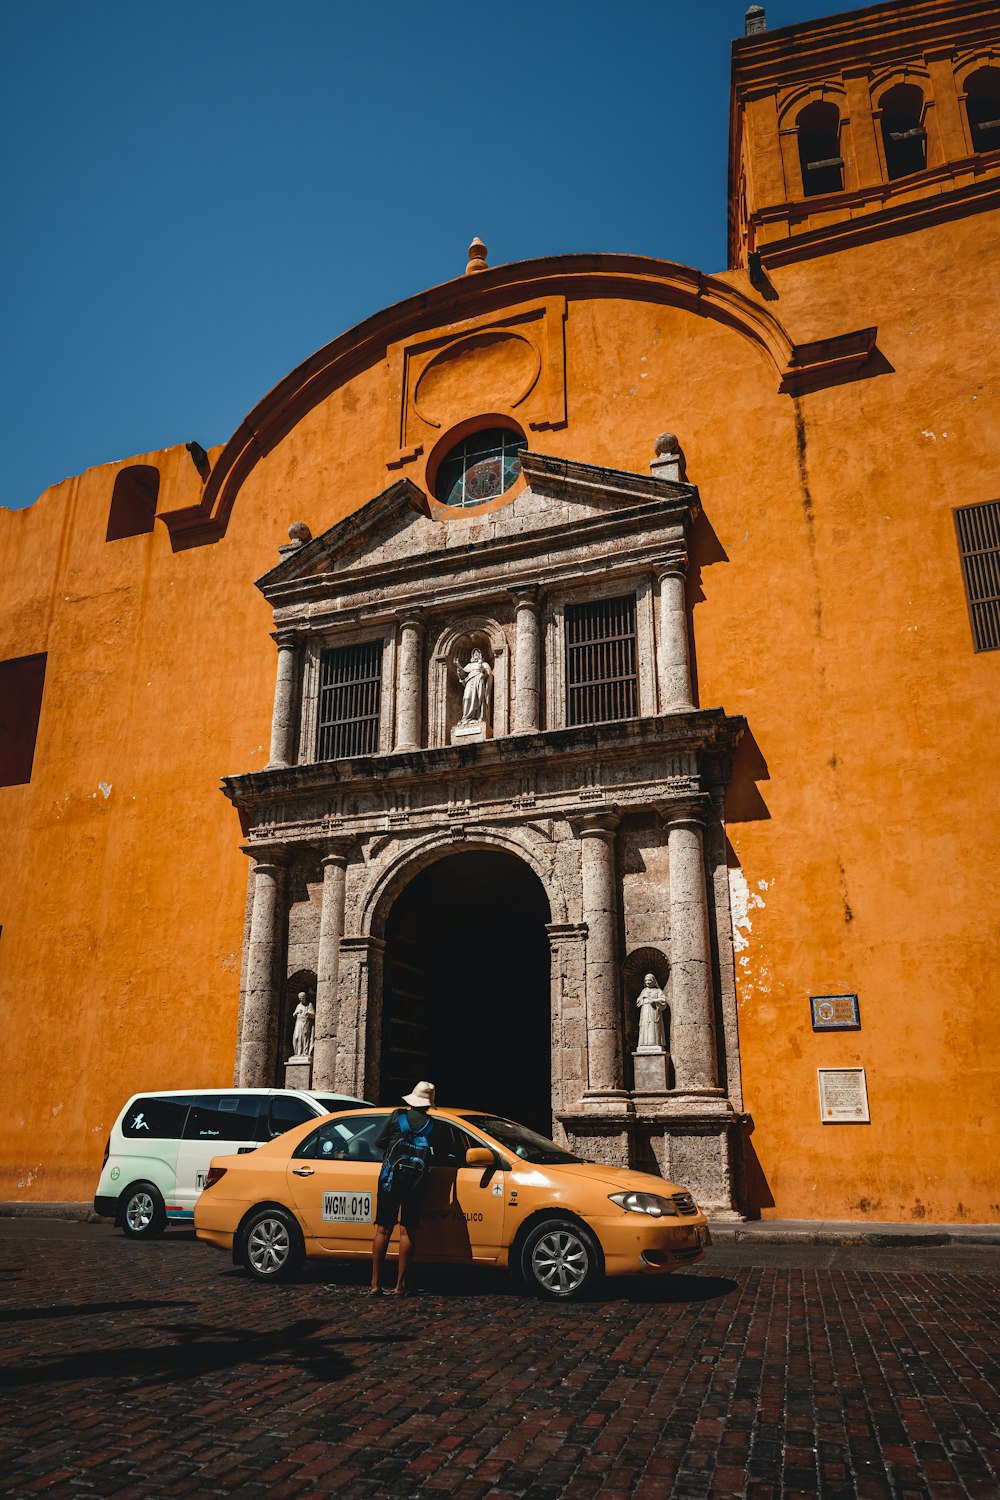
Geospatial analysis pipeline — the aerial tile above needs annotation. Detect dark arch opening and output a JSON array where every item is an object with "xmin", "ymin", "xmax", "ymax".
[
  {"xmin": 966, "ymin": 68, "xmax": 1000, "ymax": 154},
  {"xmin": 381, "ymin": 850, "xmax": 552, "ymax": 1133},
  {"xmin": 106, "ymin": 464, "xmax": 160, "ymax": 541},
  {"xmin": 796, "ymin": 101, "xmax": 844, "ymax": 196},
  {"xmin": 880, "ymin": 83, "xmax": 927, "ymax": 180}
]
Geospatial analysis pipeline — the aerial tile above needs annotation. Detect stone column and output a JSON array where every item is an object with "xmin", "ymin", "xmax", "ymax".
[
  {"xmin": 238, "ymin": 854, "xmax": 287, "ymax": 1086},
  {"xmin": 656, "ymin": 561, "xmax": 694, "ymax": 712},
  {"xmin": 394, "ymin": 610, "xmax": 424, "ymax": 752},
  {"xmin": 574, "ymin": 812, "xmax": 627, "ymax": 1104},
  {"xmin": 266, "ymin": 631, "xmax": 299, "ymax": 769},
  {"xmin": 333, "ymin": 936, "xmax": 386, "ymax": 1102},
  {"xmin": 665, "ymin": 806, "xmax": 720, "ymax": 1093},
  {"xmin": 310, "ymin": 841, "xmax": 352, "ymax": 1090},
  {"xmin": 512, "ymin": 587, "xmax": 541, "ymax": 734}
]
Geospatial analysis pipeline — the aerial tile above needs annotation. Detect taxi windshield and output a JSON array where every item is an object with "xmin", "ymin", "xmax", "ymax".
[{"xmin": 465, "ymin": 1117, "xmax": 581, "ymax": 1165}]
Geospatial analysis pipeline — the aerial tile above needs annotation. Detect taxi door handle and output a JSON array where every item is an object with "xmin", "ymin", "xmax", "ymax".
[{"xmin": 291, "ymin": 1167, "xmax": 314, "ymax": 1176}]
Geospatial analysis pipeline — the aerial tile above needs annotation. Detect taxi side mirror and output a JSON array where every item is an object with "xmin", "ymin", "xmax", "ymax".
[{"xmin": 465, "ymin": 1147, "xmax": 495, "ymax": 1168}]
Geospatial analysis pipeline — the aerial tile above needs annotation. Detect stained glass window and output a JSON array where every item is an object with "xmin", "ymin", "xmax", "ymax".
[{"xmin": 435, "ymin": 428, "xmax": 527, "ymax": 509}]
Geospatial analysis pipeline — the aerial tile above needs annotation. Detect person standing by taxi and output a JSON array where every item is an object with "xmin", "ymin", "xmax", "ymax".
[{"xmin": 369, "ymin": 1081, "xmax": 436, "ymax": 1296}]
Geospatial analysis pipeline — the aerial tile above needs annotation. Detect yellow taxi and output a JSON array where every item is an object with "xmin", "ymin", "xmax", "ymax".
[{"xmin": 194, "ymin": 1107, "xmax": 710, "ymax": 1299}]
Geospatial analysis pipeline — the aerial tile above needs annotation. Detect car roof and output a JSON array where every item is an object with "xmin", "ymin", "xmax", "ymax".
[{"xmin": 122, "ymin": 1088, "xmax": 364, "ymax": 1100}]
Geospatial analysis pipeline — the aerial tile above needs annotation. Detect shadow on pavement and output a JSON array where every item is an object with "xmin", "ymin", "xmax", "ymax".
[
  {"xmin": 0, "ymin": 1316, "xmax": 412, "ymax": 1390},
  {"xmin": 0, "ymin": 1299, "xmax": 196, "ymax": 1324}
]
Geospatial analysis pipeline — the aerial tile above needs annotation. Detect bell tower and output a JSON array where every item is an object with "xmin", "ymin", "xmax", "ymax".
[{"xmin": 728, "ymin": 0, "xmax": 1000, "ymax": 270}]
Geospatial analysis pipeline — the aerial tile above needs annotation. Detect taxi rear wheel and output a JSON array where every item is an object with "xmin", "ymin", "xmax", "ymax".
[
  {"xmin": 520, "ymin": 1217, "xmax": 602, "ymax": 1300},
  {"xmin": 119, "ymin": 1182, "xmax": 168, "ymax": 1239},
  {"xmin": 240, "ymin": 1206, "xmax": 304, "ymax": 1282}
]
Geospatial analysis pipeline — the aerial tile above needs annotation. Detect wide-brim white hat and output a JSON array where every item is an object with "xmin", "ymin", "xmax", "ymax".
[{"xmin": 402, "ymin": 1081, "xmax": 435, "ymax": 1108}]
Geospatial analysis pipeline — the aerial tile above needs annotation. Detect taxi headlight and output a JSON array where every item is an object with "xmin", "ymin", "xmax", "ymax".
[{"xmin": 609, "ymin": 1191, "xmax": 678, "ymax": 1217}]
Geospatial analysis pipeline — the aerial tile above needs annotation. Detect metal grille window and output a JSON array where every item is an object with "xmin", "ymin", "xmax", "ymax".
[
  {"xmin": 317, "ymin": 640, "xmax": 383, "ymax": 760},
  {"xmin": 955, "ymin": 500, "xmax": 1000, "ymax": 652},
  {"xmin": 566, "ymin": 594, "xmax": 639, "ymax": 726}
]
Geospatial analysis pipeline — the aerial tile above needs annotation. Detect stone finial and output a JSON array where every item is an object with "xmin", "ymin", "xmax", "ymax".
[
  {"xmin": 745, "ymin": 5, "xmax": 766, "ymax": 35},
  {"xmin": 651, "ymin": 433, "xmax": 686, "ymax": 482},
  {"xmin": 465, "ymin": 236, "xmax": 488, "ymax": 275},
  {"xmin": 288, "ymin": 521, "xmax": 312, "ymax": 546}
]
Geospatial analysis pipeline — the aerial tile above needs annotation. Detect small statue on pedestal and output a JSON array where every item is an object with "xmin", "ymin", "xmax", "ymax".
[
  {"xmin": 456, "ymin": 648, "xmax": 493, "ymax": 726},
  {"xmin": 291, "ymin": 993, "xmax": 316, "ymax": 1060},
  {"xmin": 636, "ymin": 973, "xmax": 668, "ymax": 1053}
]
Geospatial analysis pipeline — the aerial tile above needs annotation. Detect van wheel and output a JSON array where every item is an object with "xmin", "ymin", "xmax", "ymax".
[
  {"xmin": 240, "ymin": 1207, "xmax": 304, "ymax": 1282},
  {"xmin": 119, "ymin": 1183, "xmax": 168, "ymax": 1239},
  {"xmin": 520, "ymin": 1217, "xmax": 602, "ymax": 1300}
]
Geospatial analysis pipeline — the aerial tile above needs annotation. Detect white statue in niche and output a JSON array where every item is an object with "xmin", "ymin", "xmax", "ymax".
[
  {"xmin": 456, "ymin": 648, "xmax": 493, "ymax": 725},
  {"xmin": 636, "ymin": 973, "xmax": 668, "ymax": 1052},
  {"xmin": 291, "ymin": 993, "xmax": 316, "ymax": 1059}
]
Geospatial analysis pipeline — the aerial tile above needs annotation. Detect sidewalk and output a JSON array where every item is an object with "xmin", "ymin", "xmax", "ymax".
[{"xmin": 3, "ymin": 1200, "xmax": 999, "ymax": 1244}]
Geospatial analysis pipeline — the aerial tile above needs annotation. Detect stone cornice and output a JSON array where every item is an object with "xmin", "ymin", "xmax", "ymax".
[
  {"xmin": 731, "ymin": 0, "xmax": 999, "ymax": 94},
  {"xmin": 517, "ymin": 451, "xmax": 698, "ymax": 513},
  {"xmin": 751, "ymin": 169, "xmax": 1000, "ymax": 272},
  {"xmin": 255, "ymin": 455, "xmax": 698, "ymax": 615},
  {"xmin": 222, "ymin": 710, "xmax": 746, "ymax": 812}
]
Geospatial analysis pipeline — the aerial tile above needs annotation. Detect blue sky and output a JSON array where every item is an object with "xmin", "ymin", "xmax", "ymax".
[{"xmin": 0, "ymin": 0, "xmax": 873, "ymax": 511}]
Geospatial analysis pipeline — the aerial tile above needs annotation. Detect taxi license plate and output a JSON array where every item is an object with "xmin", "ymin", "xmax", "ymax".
[{"xmin": 322, "ymin": 1191, "xmax": 373, "ymax": 1224}]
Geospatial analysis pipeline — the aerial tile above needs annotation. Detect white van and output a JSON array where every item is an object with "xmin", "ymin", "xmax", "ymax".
[{"xmin": 94, "ymin": 1088, "xmax": 369, "ymax": 1238}]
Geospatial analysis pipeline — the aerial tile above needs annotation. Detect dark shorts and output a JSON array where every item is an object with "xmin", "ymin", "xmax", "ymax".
[{"xmin": 375, "ymin": 1174, "xmax": 427, "ymax": 1232}]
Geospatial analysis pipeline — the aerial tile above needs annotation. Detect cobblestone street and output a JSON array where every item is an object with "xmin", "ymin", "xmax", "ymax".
[{"xmin": 0, "ymin": 1220, "xmax": 998, "ymax": 1499}]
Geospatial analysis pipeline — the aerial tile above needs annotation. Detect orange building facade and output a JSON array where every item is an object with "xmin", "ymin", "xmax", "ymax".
[{"xmin": 1, "ymin": 0, "xmax": 998, "ymax": 1220}]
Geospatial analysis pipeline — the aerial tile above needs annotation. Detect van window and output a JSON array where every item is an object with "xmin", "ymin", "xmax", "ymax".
[
  {"xmin": 266, "ymin": 1095, "xmax": 319, "ymax": 1139},
  {"xmin": 295, "ymin": 1115, "xmax": 389, "ymax": 1162},
  {"xmin": 122, "ymin": 1097, "xmax": 191, "ymax": 1139},
  {"xmin": 183, "ymin": 1094, "xmax": 263, "ymax": 1142}
]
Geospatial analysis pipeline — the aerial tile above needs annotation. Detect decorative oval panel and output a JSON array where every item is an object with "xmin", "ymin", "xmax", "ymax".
[{"xmin": 413, "ymin": 330, "xmax": 541, "ymax": 429}]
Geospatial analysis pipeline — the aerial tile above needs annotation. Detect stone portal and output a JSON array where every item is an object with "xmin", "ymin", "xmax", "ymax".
[{"xmin": 381, "ymin": 850, "xmax": 551, "ymax": 1133}]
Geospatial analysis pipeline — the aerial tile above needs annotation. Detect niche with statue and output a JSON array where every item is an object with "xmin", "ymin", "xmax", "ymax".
[{"xmin": 623, "ymin": 947, "xmax": 671, "ymax": 1095}]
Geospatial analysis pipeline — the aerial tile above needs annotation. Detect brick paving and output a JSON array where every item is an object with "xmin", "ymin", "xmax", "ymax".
[{"xmin": 0, "ymin": 1223, "xmax": 998, "ymax": 1499}]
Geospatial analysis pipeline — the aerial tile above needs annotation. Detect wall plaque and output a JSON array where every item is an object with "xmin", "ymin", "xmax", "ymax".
[
  {"xmin": 817, "ymin": 1067, "xmax": 870, "ymax": 1124},
  {"xmin": 810, "ymin": 993, "xmax": 860, "ymax": 1031}
]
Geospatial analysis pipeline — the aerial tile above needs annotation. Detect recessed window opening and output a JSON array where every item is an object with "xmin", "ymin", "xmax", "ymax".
[
  {"xmin": 565, "ymin": 595, "xmax": 639, "ymax": 727},
  {"xmin": 966, "ymin": 68, "xmax": 1000, "ymax": 154},
  {"xmin": 880, "ymin": 84, "xmax": 927, "ymax": 179},
  {"xmin": 317, "ymin": 640, "xmax": 383, "ymax": 760},
  {"xmin": 0, "ymin": 653, "xmax": 47, "ymax": 787},
  {"xmin": 954, "ymin": 500, "xmax": 1000, "ymax": 653},
  {"xmin": 435, "ymin": 427, "xmax": 527, "ymax": 509},
  {"xmin": 106, "ymin": 464, "xmax": 160, "ymax": 541},
  {"xmin": 797, "ymin": 102, "xmax": 844, "ymax": 195}
]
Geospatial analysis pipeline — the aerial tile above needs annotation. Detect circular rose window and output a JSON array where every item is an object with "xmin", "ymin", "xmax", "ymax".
[{"xmin": 434, "ymin": 428, "xmax": 527, "ymax": 509}]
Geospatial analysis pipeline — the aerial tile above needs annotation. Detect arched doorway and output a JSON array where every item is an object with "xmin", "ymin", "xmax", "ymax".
[{"xmin": 381, "ymin": 850, "xmax": 552, "ymax": 1133}]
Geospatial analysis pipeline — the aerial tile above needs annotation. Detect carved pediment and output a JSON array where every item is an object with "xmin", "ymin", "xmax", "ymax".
[{"xmin": 257, "ymin": 452, "xmax": 699, "ymax": 609}]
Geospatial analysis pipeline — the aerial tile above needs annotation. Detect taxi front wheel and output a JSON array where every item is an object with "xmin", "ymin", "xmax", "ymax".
[
  {"xmin": 240, "ymin": 1206, "xmax": 305, "ymax": 1282},
  {"xmin": 520, "ymin": 1218, "xmax": 602, "ymax": 1300}
]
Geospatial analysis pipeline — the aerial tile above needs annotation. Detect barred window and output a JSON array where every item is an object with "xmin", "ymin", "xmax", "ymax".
[
  {"xmin": 955, "ymin": 500, "xmax": 1000, "ymax": 653},
  {"xmin": 317, "ymin": 640, "xmax": 383, "ymax": 760},
  {"xmin": 566, "ymin": 595, "xmax": 639, "ymax": 727}
]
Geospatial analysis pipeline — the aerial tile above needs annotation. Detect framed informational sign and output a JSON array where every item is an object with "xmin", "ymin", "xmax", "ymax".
[
  {"xmin": 818, "ymin": 1067, "xmax": 870, "ymax": 1124},
  {"xmin": 810, "ymin": 993, "xmax": 861, "ymax": 1031}
]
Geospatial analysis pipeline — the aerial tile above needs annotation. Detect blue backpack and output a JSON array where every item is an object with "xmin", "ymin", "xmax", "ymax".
[{"xmin": 378, "ymin": 1113, "xmax": 435, "ymax": 1194}]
